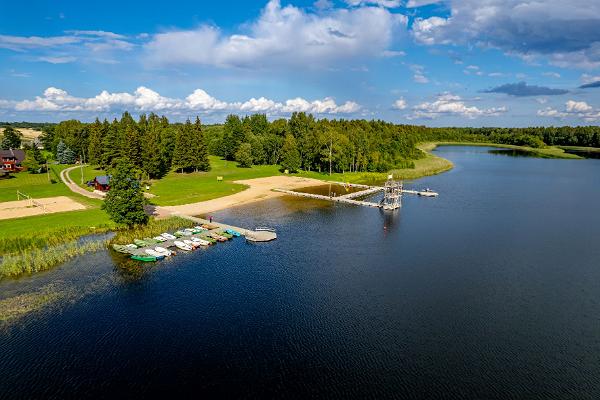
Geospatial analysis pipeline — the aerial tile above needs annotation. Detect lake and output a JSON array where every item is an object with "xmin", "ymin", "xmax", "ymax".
[{"xmin": 1, "ymin": 146, "xmax": 600, "ymax": 399}]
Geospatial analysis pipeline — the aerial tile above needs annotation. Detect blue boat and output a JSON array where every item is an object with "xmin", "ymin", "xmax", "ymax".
[{"xmin": 226, "ymin": 229, "xmax": 241, "ymax": 237}]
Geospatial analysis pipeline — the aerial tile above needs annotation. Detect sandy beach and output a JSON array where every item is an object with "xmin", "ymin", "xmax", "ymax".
[{"xmin": 159, "ymin": 175, "xmax": 325, "ymax": 217}]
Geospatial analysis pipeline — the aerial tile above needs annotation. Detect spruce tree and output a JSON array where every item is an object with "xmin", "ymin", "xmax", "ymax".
[
  {"xmin": 192, "ymin": 117, "xmax": 210, "ymax": 171},
  {"xmin": 87, "ymin": 118, "xmax": 104, "ymax": 165},
  {"xmin": 142, "ymin": 113, "xmax": 167, "ymax": 178},
  {"xmin": 102, "ymin": 161, "xmax": 148, "ymax": 227},
  {"xmin": 102, "ymin": 119, "xmax": 121, "ymax": 169}
]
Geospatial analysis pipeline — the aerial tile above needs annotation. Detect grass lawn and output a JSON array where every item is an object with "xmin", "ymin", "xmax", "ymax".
[
  {"xmin": 148, "ymin": 156, "xmax": 282, "ymax": 206},
  {"xmin": 71, "ymin": 165, "xmax": 107, "ymax": 191},
  {"xmin": 0, "ymin": 208, "xmax": 113, "ymax": 238},
  {"xmin": 0, "ymin": 165, "xmax": 71, "ymax": 202}
]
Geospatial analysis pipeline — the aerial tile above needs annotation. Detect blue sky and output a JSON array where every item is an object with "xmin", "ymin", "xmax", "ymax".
[{"xmin": 2, "ymin": 0, "xmax": 600, "ymax": 126}]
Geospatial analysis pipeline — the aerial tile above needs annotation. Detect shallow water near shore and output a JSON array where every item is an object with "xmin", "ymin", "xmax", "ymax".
[{"xmin": 1, "ymin": 146, "xmax": 600, "ymax": 399}]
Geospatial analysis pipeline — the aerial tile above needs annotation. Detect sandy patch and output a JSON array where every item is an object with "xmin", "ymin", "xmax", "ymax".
[
  {"xmin": 0, "ymin": 196, "xmax": 86, "ymax": 220},
  {"xmin": 161, "ymin": 175, "xmax": 325, "ymax": 216}
]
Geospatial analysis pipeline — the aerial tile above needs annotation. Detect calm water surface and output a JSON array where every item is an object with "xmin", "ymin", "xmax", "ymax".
[{"xmin": 2, "ymin": 146, "xmax": 600, "ymax": 399}]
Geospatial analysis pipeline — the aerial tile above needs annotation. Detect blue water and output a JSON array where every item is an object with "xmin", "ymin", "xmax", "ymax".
[{"xmin": 1, "ymin": 146, "xmax": 600, "ymax": 399}]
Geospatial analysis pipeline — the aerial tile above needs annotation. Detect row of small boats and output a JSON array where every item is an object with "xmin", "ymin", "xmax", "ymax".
[{"xmin": 112, "ymin": 225, "xmax": 242, "ymax": 262}]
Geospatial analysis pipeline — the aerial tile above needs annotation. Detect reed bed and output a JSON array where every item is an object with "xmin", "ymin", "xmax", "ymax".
[
  {"xmin": 0, "ymin": 240, "xmax": 108, "ymax": 280},
  {"xmin": 0, "ymin": 225, "xmax": 111, "ymax": 256}
]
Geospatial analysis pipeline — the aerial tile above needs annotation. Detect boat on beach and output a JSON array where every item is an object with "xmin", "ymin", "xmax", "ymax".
[
  {"xmin": 191, "ymin": 237, "xmax": 211, "ymax": 246},
  {"xmin": 226, "ymin": 229, "xmax": 241, "ymax": 237},
  {"xmin": 153, "ymin": 236, "xmax": 168, "ymax": 242},
  {"xmin": 161, "ymin": 233, "xmax": 177, "ymax": 240},
  {"xmin": 113, "ymin": 244, "xmax": 134, "ymax": 254},
  {"xmin": 145, "ymin": 249, "xmax": 166, "ymax": 259},
  {"xmin": 155, "ymin": 247, "xmax": 173, "ymax": 256}
]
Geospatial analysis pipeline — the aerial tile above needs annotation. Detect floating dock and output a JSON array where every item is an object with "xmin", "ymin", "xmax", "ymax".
[{"xmin": 175, "ymin": 214, "xmax": 277, "ymax": 242}]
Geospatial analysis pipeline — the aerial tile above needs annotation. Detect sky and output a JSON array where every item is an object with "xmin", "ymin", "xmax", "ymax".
[{"xmin": 2, "ymin": 0, "xmax": 600, "ymax": 126}]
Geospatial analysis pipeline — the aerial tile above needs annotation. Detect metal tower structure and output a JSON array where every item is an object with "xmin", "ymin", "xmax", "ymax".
[{"xmin": 380, "ymin": 175, "xmax": 402, "ymax": 210}]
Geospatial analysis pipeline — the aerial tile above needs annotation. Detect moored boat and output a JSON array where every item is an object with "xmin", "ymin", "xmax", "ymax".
[
  {"xmin": 153, "ymin": 235, "xmax": 168, "ymax": 242},
  {"xmin": 225, "ymin": 229, "xmax": 241, "ymax": 237},
  {"xmin": 144, "ymin": 249, "xmax": 166, "ymax": 259},
  {"xmin": 130, "ymin": 255, "xmax": 158, "ymax": 262},
  {"xmin": 112, "ymin": 244, "xmax": 134, "ymax": 254},
  {"xmin": 208, "ymin": 232, "xmax": 228, "ymax": 242},
  {"xmin": 155, "ymin": 247, "xmax": 173, "ymax": 256},
  {"xmin": 191, "ymin": 237, "xmax": 211, "ymax": 246},
  {"xmin": 174, "ymin": 240, "xmax": 193, "ymax": 251},
  {"xmin": 134, "ymin": 239, "xmax": 149, "ymax": 247},
  {"xmin": 161, "ymin": 233, "xmax": 177, "ymax": 240}
]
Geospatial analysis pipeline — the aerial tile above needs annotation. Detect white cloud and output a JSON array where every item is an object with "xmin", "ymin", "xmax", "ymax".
[
  {"xmin": 566, "ymin": 100, "xmax": 592, "ymax": 112},
  {"xmin": 538, "ymin": 100, "xmax": 600, "ymax": 120},
  {"xmin": 581, "ymin": 73, "xmax": 600, "ymax": 84},
  {"xmin": 2, "ymin": 86, "xmax": 360, "ymax": 116},
  {"xmin": 392, "ymin": 98, "xmax": 407, "ymax": 110},
  {"xmin": 37, "ymin": 56, "xmax": 77, "ymax": 64},
  {"xmin": 406, "ymin": 0, "xmax": 442, "ymax": 7},
  {"xmin": 410, "ymin": 93, "xmax": 507, "ymax": 119},
  {"xmin": 145, "ymin": 0, "xmax": 407, "ymax": 69},
  {"xmin": 410, "ymin": 0, "xmax": 600, "ymax": 69},
  {"xmin": 542, "ymin": 72, "xmax": 561, "ymax": 78},
  {"xmin": 410, "ymin": 64, "xmax": 429, "ymax": 83},
  {"xmin": 345, "ymin": 0, "xmax": 401, "ymax": 7}
]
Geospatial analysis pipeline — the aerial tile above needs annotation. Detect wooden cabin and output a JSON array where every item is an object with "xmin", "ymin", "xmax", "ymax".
[
  {"xmin": 93, "ymin": 175, "xmax": 111, "ymax": 191},
  {"xmin": 0, "ymin": 149, "xmax": 25, "ymax": 172}
]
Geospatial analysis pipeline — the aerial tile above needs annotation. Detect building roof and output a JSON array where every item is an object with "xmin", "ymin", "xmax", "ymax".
[
  {"xmin": 95, "ymin": 175, "xmax": 112, "ymax": 185},
  {"xmin": 0, "ymin": 149, "xmax": 25, "ymax": 163}
]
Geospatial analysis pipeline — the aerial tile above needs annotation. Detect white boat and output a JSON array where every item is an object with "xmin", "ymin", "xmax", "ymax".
[
  {"xmin": 161, "ymin": 233, "xmax": 177, "ymax": 240},
  {"xmin": 191, "ymin": 237, "xmax": 211, "ymax": 246},
  {"xmin": 125, "ymin": 244, "xmax": 138, "ymax": 250},
  {"xmin": 418, "ymin": 189, "xmax": 438, "ymax": 197},
  {"xmin": 195, "ymin": 226, "xmax": 208, "ymax": 231},
  {"xmin": 153, "ymin": 236, "xmax": 167, "ymax": 242},
  {"xmin": 183, "ymin": 239, "xmax": 200, "ymax": 249},
  {"xmin": 174, "ymin": 240, "xmax": 193, "ymax": 251},
  {"xmin": 145, "ymin": 249, "xmax": 165, "ymax": 257},
  {"xmin": 155, "ymin": 247, "xmax": 172, "ymax": 256}
]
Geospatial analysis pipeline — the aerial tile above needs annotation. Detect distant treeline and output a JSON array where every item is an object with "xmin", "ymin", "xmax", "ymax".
[
  {"xmin": 36, "ymin": 112, "xmax": 600, "ymax": 177},
  {"xmin": 0, "ymin": 122, "xmax": 55, "ymax": 130}
]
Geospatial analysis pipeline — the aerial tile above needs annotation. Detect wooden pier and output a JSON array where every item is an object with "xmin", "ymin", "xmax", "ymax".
[{"xmin": 274, "ymin": 181, "xmax": 438, "ymax": 210}]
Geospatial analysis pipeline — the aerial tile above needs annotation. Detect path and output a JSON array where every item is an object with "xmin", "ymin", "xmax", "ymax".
[{"xmin": 60, "ymin": 165, "xmax": 105, "ymax": 199}]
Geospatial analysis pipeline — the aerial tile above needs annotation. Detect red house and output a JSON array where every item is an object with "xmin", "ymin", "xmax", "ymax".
[
  {"xmin": 0, "ymin": 149, "xmax": 25, "ymax": 172},
  {"xmin": 92, "ymin": 175, "xmax": 111, "ymax": 191}
]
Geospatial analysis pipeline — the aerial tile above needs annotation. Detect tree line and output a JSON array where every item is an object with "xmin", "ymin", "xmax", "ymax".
[
  {"xmin": 40, "ymin": 112, "xmax": 210, "ymax": 178},
  {"xmin": 27, "ymin": 112, "xmax": 600, "ymax": 178}
]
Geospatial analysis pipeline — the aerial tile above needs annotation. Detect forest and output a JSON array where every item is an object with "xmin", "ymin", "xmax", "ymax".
[{"xmin": 31, "ymin": 112, "xmax": 600, "ymax": 178}]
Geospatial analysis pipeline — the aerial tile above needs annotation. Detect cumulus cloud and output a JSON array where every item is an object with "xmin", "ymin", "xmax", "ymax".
[
  {"xmin": 409, "ymin": 93, "xmax": 506, "ymax": 119},
  {"xmin": 392, "ymin": 98, "xmax": 407, "ymax": 110},
  {"xmin": 410, "ymin": 0, "xmax": 600, "ymax": 68},
  {"xmin": 1, "ymin": 86, "xmax": 360, "ymax": 116},
  {"xmin": 145, "ymin": 0, "xmax": 407, "ymax": 69},
  {"xmin": 481, "ymin": 82, "xmax": 568, "ymax": 97},
  {"xmin": 538, "ymin": 100, "xmax": 600, "ymax": 120}
]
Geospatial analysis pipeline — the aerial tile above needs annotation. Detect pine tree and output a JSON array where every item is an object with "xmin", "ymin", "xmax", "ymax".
[
  {"xmin": 102, "ymin": 161, "xmax": 148, "ymax": 227},
  {"xmin": 102, "ymin": 119, "xmax": 121, "ymax": 169},
  {"xmin": 280, "ymin": 134, "xmax": 301, "ymax": 173},
  {"xmin": 1, "ymin": 127, "xmax": 23, "ymax": 149},
  {"xmin": 173, "ymin": 121, "xmax": 193, "ymax": 172},
  {"xmin": 142, "ymin": 113, "xmax": 168, "ymax": 179},
  {"xmin": 192, "ymin": 117, "xmax": 210, "ymax": 171}
]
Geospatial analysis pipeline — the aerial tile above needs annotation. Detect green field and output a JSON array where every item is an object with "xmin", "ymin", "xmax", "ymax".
[{"xmin": 147, "ymin": 156, "xmax": 282, "ymax": 206}]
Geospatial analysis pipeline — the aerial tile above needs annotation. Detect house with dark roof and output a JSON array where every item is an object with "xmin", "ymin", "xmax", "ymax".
[
  {"xmin": 0, "ymin": 149, "xmax": 25, "ymax": 172},
  {"xmin": 92, "ymin": 175, "xmax": 111, "ymax": 191}
]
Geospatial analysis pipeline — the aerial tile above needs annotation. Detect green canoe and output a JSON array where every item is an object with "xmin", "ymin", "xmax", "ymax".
[{"xmin": 130, "ymin": 255, "xmax": 158, "ymax": 262}]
